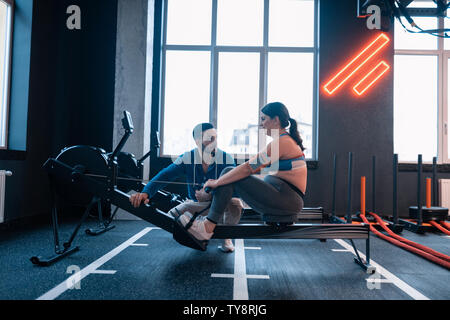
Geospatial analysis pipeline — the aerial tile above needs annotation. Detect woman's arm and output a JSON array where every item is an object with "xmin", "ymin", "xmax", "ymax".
[
  {"xmin": 215, "ymin": 162, "xmax": 252, "ymax": 187},
  {"xmin": 209, "ymin": 142, "xmax": 277, "ymax": 188}
]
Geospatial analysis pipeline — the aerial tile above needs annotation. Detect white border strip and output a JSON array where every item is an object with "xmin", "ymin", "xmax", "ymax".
[
  {"xmin": 37, "ymin": 227, "xmax": 155, "ymax": 300},
  {"xmin": 334, "ymin": 239, "xmax": 430, "ymax": 300}
]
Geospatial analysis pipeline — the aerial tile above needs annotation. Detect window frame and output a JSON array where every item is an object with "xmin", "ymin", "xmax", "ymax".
[
  {"xmin": 158, "ymin": 0, "xmax": 318, "ymax": 160},
  {"xmin": 394, "ymin": 12, "xmax": 449, "ymax": 164},
  {"xmin": 0, "ymin": 0, "xmax": 14, "ymax": 150}
]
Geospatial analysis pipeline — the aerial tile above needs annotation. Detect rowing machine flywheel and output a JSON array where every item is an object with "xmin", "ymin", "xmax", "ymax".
[{"xmin": 52, "ymin": 145, "xmax": 110, "ymax": 206}]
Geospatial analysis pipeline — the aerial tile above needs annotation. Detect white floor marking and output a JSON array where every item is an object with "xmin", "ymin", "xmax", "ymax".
[
  {"xmin": 216, "ymin": 246, "xmax": 261, "ymax": 250},
  {"xmin": 332, "ymin": 249, "xmax": 351, "ymax": 252},
  {"xmin": 37, "ymin": 227, "xmax": 155, "ymax": 300},
  {"xmin": 211, "ymin": 274, "xmax": 270, "ymax": 280},
  {"xmin": 91, "ymin": 270, "xmax": 117, "ymax": 274},
  {"xmin": 130, "ymin": 243, "xmax": 149, "ymax": 246},
  {"xmin": 211, "ymin": 239, "xmax": 269, "ymax": 300},
  {"xmin": 334, "ymin": 239, "xmax": 430, "ymax": 300},
  {"xmin": 365, "ymin": 279, "xmax": 393, "ymax": 284}
]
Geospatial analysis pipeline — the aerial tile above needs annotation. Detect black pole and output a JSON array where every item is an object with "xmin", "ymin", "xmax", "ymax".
[
  {"xmin": 332, "ymin": 154, "xmax": 337, "ymax": 218},
  {"xmin": 393, "ymin": 154, "xmax": 399, "ymax": 225},
  {"xmin": 346, "ymin": 152, "xmax": 353, "ymax": 223},
  {"xmin": 432, "ymin": 157, "xmax": 437, "ymax": 207},
  {"xmin": 372, "ymin": 156, "xmax": 376, "ymax": 213},
  {"xmin": 417, "ymin": 154, "xmax": 423, "ymax": 226}
]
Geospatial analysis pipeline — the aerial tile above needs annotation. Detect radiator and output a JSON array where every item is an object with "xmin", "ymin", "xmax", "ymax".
[
  {"xmin": 0, "ymin": 170, "xmax": 12, "ymax": 224},
  {"xmin": 439, "ymin": 179, "xmax": 450, "ymax": 212}
]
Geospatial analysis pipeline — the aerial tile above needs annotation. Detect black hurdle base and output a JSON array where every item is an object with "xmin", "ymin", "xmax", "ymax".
[
  {"xmin": 85, "ymin": 225, "xmax": 116, "ymax": 236},
  {"xmin": 387, "ymin": 223, "xmax": 404, "ymax": 234},
  {"xmin": 399, "ymin": 219, "xmax": 433, "ymax": 234},
  {"xmin": 409, "ymin": 206, "xmax": 449, "ymax": 221},
  {"xmin": 30, "ymin": 246, "xmax": 80, "ymax": 267},
  {"xmin": 173, "ymin": 220, "xmax": 208, "ymax": 251},
  {"xmin": 399, "ymin": 206, "xmax": 449, "ymax": 234}
]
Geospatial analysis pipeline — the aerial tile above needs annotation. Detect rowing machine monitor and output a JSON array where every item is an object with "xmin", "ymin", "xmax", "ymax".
[
  {"xmin": 122, "ymin": 110, "xmax": 134, "ymax": 133},
  {"xmin": 111, "ymin": 111, "xmax": 134, "ymax": 160}
]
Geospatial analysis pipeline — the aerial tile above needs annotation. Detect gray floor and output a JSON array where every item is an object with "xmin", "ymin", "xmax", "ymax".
[{"xmin": 0, "ymin": 218, "xmax": 448, "ymax": 300}]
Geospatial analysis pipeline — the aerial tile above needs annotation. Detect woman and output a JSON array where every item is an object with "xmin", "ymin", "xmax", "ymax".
[{"xmin": 179, "ymin": 102, "xmax": 307, "ymax": 241}]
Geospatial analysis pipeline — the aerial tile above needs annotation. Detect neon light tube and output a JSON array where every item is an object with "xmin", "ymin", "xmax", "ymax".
[
  {"xmin": 353, "ymin": 61, "xmax": 390, "ymax": 96},
  {"xmin": 323, "ymin": 33, "xmax": 390, "ymax": 95}
]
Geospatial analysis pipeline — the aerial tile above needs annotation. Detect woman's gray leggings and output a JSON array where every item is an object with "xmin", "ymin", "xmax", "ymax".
[{"xmin": 207, "ymin": 167, "xmax": 304, "ymax": 224}]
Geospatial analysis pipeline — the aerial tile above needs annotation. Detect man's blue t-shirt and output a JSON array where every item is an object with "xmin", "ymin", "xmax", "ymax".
[{"xmin": 142, "ymin": 148, "xmax": 235, "ymax": 201}]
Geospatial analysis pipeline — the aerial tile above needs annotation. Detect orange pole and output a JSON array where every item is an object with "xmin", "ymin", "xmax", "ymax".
[
  {"xmin": 426, "ymin": 178, "xmax": 431, "ymax": 208},
  {"xmin": 361, "ymin": 176, "xmax": 366, "ymax": 215}
]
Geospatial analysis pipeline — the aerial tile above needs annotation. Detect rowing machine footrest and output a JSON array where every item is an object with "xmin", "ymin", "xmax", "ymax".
[{"xmin": 173, "ymin": 220, "xmax": 208, "ymax": 251}]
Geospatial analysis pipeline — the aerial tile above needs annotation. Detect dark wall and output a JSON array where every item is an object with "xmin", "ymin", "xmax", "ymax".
[
  {"xmin": 304, "ymin": 0, "xmax": 395, "ymax": 216},
  {"xmin": 0, "ymin": 0, "xmax": 118, "ymax": 222}
]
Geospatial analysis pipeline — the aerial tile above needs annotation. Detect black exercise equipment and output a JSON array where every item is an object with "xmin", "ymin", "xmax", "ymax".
[
  {"xmin": 30, "ymin": 111, "xmax": 176, "ymax": 266},
  {"xmin": 353, "ymin": 155, "xmax": 403, "ymax": 233},
  {"xmin": 241, "ymin": 207, "xmax": 326, "ymax": 223},
  {"xmin": 330, "ymin": 153, "xmax": 403, "ymax": 233},
  {"xmin": 389, "ymin": 154, "xmax": 404, "ymax": 233},
  {"xmin": 400, "ymin": 155, "xmax": 449, "ymax": 233}
]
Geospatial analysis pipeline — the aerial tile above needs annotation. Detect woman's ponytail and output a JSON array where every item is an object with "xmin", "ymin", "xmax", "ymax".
[
  {"xmin": 261, "ymin": 102, "xmax": 306, "ymax": 152},
  {"xmin": 288, "ymin": 118, "xmax": 305, "ymax": 151}
]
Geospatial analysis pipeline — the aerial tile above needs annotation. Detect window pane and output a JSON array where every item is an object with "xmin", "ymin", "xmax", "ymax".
[
  {"xmin": 0, "ymin": 1, "xmax": 11, "ymax": 148},
  {"xmin": 166, "ymin": 0, "xmax": 212, "ymax": 45},
  {"xmin": 267, "ymin": 52, "xmax": 314, "ymax": 158},
  {"xmin": 216, "ymin": 0, "xmax": 264, "ymax": 46},
  {"xmin": 217, "ymin": 53, "xmax": 260, "ymax": 156},
  {"xmin": 269, "ymin": 0, "xmax": 314, "ymax": 47},
  {"xmin": 395, "ymin": 18, "xmax": 438, "ymax": 50},
  {"xmin": 394, "ymin": 55, "xmax": 438, "ymax": 162},
  {"xmin": 163, "ymin": 51, "xmax": 211, "ymax": 156},
  {"xmin": 394, "ymin": 1, "xmax": 437, "ymax": 50}
]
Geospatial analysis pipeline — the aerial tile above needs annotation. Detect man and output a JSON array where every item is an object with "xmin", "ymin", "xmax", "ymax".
[{"xmin": 129, "ymin": 123, "xmax": 242, "ymax": 252}]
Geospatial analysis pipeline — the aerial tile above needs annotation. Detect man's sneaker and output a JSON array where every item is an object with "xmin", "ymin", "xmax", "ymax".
[
  {"xmin": 219, "ymin": 239, "xmax": 235, "ymax": 253},
  {"xmin": 179, "ymin": 212, "xmax": 213, "ymax": 241}
]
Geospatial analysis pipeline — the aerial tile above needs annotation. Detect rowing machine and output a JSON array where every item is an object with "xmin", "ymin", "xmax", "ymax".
[{"xmin": 40, "ymin": 159, "xmax": 374, "ymax": 273}]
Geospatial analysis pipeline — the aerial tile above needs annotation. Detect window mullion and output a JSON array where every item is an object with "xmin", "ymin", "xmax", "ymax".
[
  {"xmin": 210, "ymin": 0, "xmax": 218, "ymax": 128},
  {"xmin": 159, "ymin": 0, "xmax": 169, "ymax": 157},
  {"xmin": 259, "ymin": 0, "xmax": 270, "ymax": 152},
  {"xmin": 443, "ymin": 52, "xmax": 449, "ymax": 163},
  {"xmin": 438, "ymin": 51, "xmax": 444, "ymax": 164}
]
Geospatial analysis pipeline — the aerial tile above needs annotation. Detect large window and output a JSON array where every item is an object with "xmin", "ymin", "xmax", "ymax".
[
  {"xmin": 394, "ymin": 1, "xmax": 450, "ymax": 163},
  {"xmin": 159, "ymin": 0, "xmax": 317, "ymax": 159},
  {"xmin": 0, "ymin": 0, "xmax": 13, "ymax": 149}
]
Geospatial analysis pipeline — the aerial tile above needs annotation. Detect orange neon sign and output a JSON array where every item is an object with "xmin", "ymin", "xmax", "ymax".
[
  {"xmin": 323, "ymin": 33, "xmax": 390, "ymax": 96},
  {"xmin": 353, "ymin": 61, "xmax": 390, "ymax": 96}
]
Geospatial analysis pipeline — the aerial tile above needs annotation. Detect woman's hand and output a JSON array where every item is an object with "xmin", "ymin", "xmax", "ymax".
[
  {"xmin": 129, "ymin": 192, "xmax": 150, "ymax": 208},
  {"xmin": 195, "ymin": 188, "xmax": 212, "ymax": 202},
  {"xmin": 204, "ymin": 179, "xmax": 219, "ymax": 191}
]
